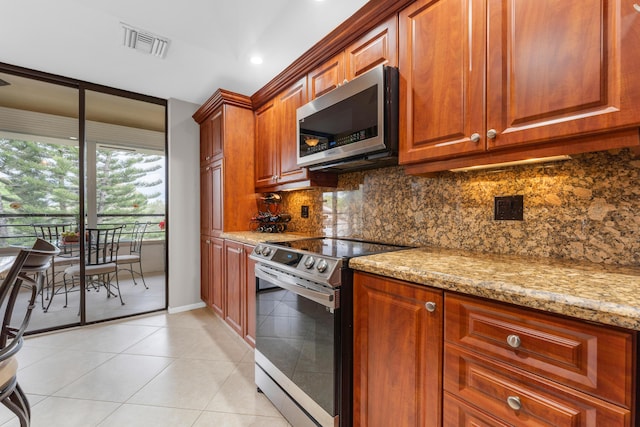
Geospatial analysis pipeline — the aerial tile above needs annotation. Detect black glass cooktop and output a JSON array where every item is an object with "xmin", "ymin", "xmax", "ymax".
[{"xmin": 268, "ymin": 237, "xmax": 409, "ymax": 259}]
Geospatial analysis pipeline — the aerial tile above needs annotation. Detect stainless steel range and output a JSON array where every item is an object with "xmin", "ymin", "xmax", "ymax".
[{"xmin": 250, "ymin": 237, "xmax": 408, "ymax": 427}]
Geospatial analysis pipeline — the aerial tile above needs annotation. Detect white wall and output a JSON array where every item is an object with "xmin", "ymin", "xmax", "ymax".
[{"xmin": 167, "ymin": 98, "xmax": 204, "ymax": 312}]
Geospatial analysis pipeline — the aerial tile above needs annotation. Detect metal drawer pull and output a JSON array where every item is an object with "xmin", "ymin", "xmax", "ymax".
[
  {"xmin": 425, "ymin": 301, "xmax": 436, "ymax": 312},
  {"xmin": 634, "ymin": 4, "xmax": 640, "ymax": 12},
  {"xmin": 470, "ymin": 133, "xmax": 481, "ymax": 143},
  {"xmin": 507, "ymin": 334, "xmax": 521, "ymax": 348},
  {"xmin": 507, "ymin": 396, "xmax": 522, "ymax": 411}
]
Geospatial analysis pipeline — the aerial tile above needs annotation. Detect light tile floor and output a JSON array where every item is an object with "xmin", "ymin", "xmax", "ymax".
[{"xmin": 0, "ymin": 308, "xmax": 291, "ymax": 427}]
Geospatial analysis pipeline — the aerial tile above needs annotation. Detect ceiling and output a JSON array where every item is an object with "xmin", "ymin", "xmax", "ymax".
[{"xmin": 0, "ymin": 0, "xmax": 369, "ymax": 106}]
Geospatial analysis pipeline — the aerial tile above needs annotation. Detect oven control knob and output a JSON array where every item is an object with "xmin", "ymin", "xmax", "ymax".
[
  {"xmin": 255, "ymin": 246, "xmax": 262, "ymax": 255},
  {"xmin": 304, "ymin": 256, "xmax": 315, "ymax": 269},
  {"xmin": 316, "ymin": 259, "xmax": 328, "ymax": 273},
  {"xmin": 261, "ymin": 247, "xmax": 272, "ymax": 257}
]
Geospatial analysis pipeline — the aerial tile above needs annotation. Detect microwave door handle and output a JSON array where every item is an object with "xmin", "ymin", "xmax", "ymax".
[{"xmin": 255, "ymin": 266, "xmax": 337, "ymax": 309}]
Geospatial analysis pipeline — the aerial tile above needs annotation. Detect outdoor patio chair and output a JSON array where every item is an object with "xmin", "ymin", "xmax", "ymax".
[
  {"xmin": 63, "ymin": 226, "xmax": 125, "ymax": 306},
  {"xmin": 31, "ymin": 223, "xmax": 80, "ymax": 311},
  {"xmin": 116, "ymin": 222, "xmax": 149, "ymax": 289}
]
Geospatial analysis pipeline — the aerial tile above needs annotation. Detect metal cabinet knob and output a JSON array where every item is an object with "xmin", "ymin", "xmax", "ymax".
[
  {"xmin": 507, "ymin": 334, "xmax": 521, "ymax": 348},
  {"xmin": 507, "ymin": 396, "xmax": 522, "ymax": 411},
  {"xmin": 634, "ymin": 3, "xmax": 640, "ymax": 12},
  {"xmin": 487, "ymin": 129, "xmax": 497, "ymax": 139},
  {"xmin": 470, "ymin": 133, "xmax": 481, "ymax": 143},
  {"xmin": 425, "ymin": 301, "xmax": 437, "ymax": 312}
]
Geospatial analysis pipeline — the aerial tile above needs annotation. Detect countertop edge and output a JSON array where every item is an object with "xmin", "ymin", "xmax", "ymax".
[{"xmin": 349, "ymin": 255, "xmax": 640, "ymax": 332}]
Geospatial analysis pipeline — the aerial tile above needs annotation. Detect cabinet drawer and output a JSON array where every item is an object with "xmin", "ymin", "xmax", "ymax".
[
  {"xmin": 445, "ymin": 294, "xmax": 635, "ymax": 407},
  {"xmin": 444, "ymin": 344, "xmax": 631, "ymax": 426},
  {"xmin": 444, "ymin": 392, "xmax": 511, "ymax": 427}
]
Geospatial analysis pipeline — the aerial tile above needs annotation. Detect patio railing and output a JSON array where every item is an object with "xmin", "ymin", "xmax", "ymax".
[{"xmin": 0, "ymin": 213, "xmax": 165, "ymax": 249}]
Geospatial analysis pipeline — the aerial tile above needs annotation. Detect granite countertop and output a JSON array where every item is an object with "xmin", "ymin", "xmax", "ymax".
[
  {"xmin": 349, "ymin": 247, "xmax": 640, "ymax": 331},
  {"xmin": 220, "ymin": 231, "xmax": 318, "ymax": 246}
]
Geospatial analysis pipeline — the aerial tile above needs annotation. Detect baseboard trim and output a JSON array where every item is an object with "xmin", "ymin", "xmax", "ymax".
[{"xmin": 168, "ymin": 301, "xmax": 206, "ymax": 314}]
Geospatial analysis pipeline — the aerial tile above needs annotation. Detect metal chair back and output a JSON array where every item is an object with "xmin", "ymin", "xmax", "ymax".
[
  {"xmin": 32, "ymin": 223, "xmax": 74, "ymax": 241},
  {"xmin": 85, "ymin": 227, "xmax": 123, "ymax": 266}
]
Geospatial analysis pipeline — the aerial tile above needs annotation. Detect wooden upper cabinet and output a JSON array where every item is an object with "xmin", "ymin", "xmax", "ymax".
[
  {"xmin": 276, "ymin": 77, "xmax": 309, "ymax": 184},
  {"xmin": 199, "ymin": 109, "xmax": 223, "ymax": 165},
  {"xmin": 486, "ymin": 0, "xmax": 640, "ymax": 149},
  {"xmin": 399, "ymin": 0, "xmax": 487, "ymax": 163},
  {"xmin": 254, "ymin": 100, "xmax": 278, "ymax": 188},
  {"xmin": 308, "ymin": 53, "xmax": 345, "ymax": 100},
  {"xmin": 399, "ymin": 0, "xmax": 640, "ymax": 169},
  {"xmin": 345, "ymin": 15, "xmax": 398, "ymax": 81}
]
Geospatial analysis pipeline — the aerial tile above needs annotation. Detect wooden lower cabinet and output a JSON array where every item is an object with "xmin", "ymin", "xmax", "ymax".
[
  {"xmin": 243, "ymin": 243, "xmax": 257, "ymax": 347},
  {"xmin": 222, "ymin": 240, "xmax": 256, "ymax": 347},
  {"xmin": 224, "ymin": 240, "xmax": 243, "ymax": 336},
  {"xmin": 353, "ymin": 272, "xmax": 443, "ymax": 427},
  {"xmin": 353, "ymin": 274, "xmax": 638, "ymax": 426},
  {"xmin": 445, "ymin": 293, "xmax": 637, "ymax": 426},
  {"xmin": 201, "ymin": 236, "xmax": 224, "ymax": 317}
]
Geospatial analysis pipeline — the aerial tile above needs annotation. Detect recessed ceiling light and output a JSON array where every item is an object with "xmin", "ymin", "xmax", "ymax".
[{"xmin": 250, "ymin": 56, "xmax": 263, "ymax": 65}]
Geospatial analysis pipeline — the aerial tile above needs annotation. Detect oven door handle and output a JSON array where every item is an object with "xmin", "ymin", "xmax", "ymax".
[{"xmin": 255, "ymin": 265, "xmax": 338, "ymax": 310}]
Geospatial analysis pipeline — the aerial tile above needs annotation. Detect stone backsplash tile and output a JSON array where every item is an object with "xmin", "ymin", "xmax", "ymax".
[{"xmin": 278, "ymin": 149, "xmax": 640, "ymax": 266}]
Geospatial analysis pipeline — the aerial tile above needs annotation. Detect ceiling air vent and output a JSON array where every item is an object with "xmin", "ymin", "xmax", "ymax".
[{"xmin": 121, "ymin": 23, "xmax": 169, "ymax": 58}]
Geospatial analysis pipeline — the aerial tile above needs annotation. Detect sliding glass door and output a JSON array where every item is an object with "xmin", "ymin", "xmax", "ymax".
[
  {"xmin": 0, "ymin": 66, "xmax": 167, "ymax": 332},
  {"xmin": 84, "ymin": 90, "xmax": 166, "ymax": 322}
]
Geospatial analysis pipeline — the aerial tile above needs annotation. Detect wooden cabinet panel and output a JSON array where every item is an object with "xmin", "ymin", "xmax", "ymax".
[
  {"xmin": 199, "ymin": 109, "xmax": 223, "ymax": 165},
  {"xmin": 445, "ymin": 294, "xmax": 635, "ymax": 407},
  {"xmin": 486, "ymin": 0, "xmax": 640, "ymax": 149},
  {"xmin": 200, "ymin": 159, "xmax": 223, "ymax": 236},
  {"xmin": 399, "ymin": 0, "xmax": 485, "ymax": 163},
  {"xmin": 199, "ymin": 166, "xmax": 212, "ymax": 236},
  {"xmin": 210, "ymin": 237, "xmax": 225, "ymax": 317},
  {"xmin": 345, "ymin": 15, "xmax": 398, "ymax": 81},
  {"xmin": 444, "ymin": 392, "xmax": 511, "ymax": 427},
  {"xmin": 210, "ymin": 159, "xmax": 223, "ymax": 235},
  {"xmin": 308, "ymin": 53, "xmax": 344, "ymax": 100},
  {"xmin": 254, "ymin": 100, "xmax": 278, "ymax": 188},
  {"xmin": 276, "ymin": 77, "xmax": 309, "ymax": 185},
  {"xmin": 224, "ymin": 240, "xmax": 243, "ymax": 336},
  {"xmin": 243, "ymin": 243, "xmax": 256, "ymax": 347},
  {"xmin": 200, "ymin": 236, "xmax": 211, "ymax": 305},
  {"xmin": 353, "ymin": 272, "xmax": 443, "ymax": 427},
  {"xmin": 399, "ymin": 0, "xmax": 640, "ymax": 172},
  {"xmin": 208, "ymin": 237, "xmax": 225, "ymax": 317},
  {"xmin": 444, "ymin": 344, "xmax": 631, "ymax": 426}
]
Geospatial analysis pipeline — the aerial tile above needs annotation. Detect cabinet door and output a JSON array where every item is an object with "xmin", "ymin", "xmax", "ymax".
[
  {"xmin": 308, "ymin": 53, "xmax": 345, "ymax": 100},
  {"xmin": 486, "ymin": 0, "xmax": 640, "ymax": 150},
  {"xmin": 276, "ymin": 77, "xmax": 309, "ymax": 185},
  {"xmin": 210, "ymin": 237, "xmax": 225, "ymax": 317},
  {"xmin": 399, "ymin": 0, "xmax": 486, "ymax": 164},
  {"xmin": 200, "ymin": 236, "xmax": 211, "ymax": 305},
  {"xmin": 224, "ymin": 240, "xmax": 243, "ymax": 336},
  {"xmin": 353, "ymin": 272, "xmax": 443, "ymax": 427},
  {"xmin": 345, "ymin": 15, "xmax": 398, "ymax": 81},
  {"xmin": 199, "ymin": 165, "xmax": 212, "ymax": 236},
  {"xmin": 210, "ymin": 159, "xmax": 223, "ymax": 235},
  {"xmin": 199, "ymin": 109, "xmax": 223, "ymax": 165},
  {"xmin": 243, "ymin": 244, "xmax": 256, "ymax": 347},
  {"xmin": 254, "ymin": 100, "xmax": 278, "ymax": 188}
]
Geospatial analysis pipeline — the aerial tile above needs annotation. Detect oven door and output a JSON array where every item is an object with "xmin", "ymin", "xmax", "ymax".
[{"xmin": 254, "ymin": 263, "xmax": 339, "ymax": 427}]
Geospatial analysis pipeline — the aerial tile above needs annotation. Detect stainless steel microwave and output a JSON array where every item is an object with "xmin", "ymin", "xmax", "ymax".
[{"xmin": 296, "ymin": 65, "xmax": 398, "ymax": 172}]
